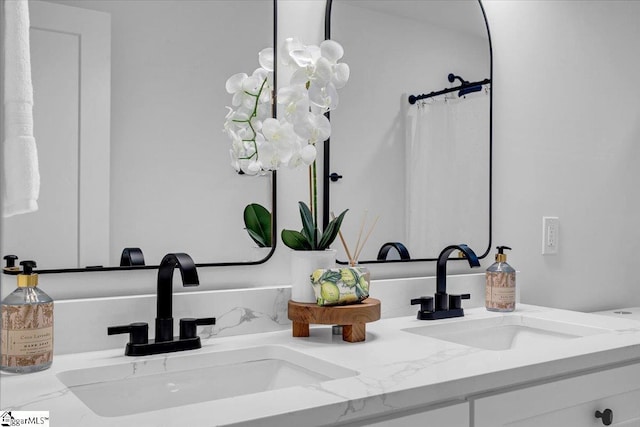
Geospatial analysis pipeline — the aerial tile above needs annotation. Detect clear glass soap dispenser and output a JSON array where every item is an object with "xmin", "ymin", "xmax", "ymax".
[
  {"xmin": 485, "ymin": 246, "xmax": 516, "ymax": 312},
  {"xmin": 1, "ymin": 260, "xmax": 54, "ymax": 373}
]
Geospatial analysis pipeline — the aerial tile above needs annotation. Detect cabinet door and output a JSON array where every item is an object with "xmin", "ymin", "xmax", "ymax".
[
  {"xmin": 491, "ymin": 389, "xmax": 640, "ymax": 427},
  {"xmin": 338, "ymin": 401, "xmax": 469, "ymax": 427},
  {"xmin": 474, "ymin": 363, "xmax": 640, "ymax": 427}
]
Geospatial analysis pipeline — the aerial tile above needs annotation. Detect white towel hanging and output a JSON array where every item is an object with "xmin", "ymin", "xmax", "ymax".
[{"xmin": 3, "ymin": 0, "xmax": 40, "ymax": 217}]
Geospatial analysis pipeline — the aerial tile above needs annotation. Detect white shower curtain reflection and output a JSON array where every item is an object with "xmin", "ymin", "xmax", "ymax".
[{"xmin": 406, "ymin": 90, "xmax": 490, "ymax": 256}]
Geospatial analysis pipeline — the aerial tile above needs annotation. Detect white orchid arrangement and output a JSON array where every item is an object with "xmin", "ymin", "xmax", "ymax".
[{"xmin": 225, "ymin": 38, "xmax": 350, "ymax": 250}]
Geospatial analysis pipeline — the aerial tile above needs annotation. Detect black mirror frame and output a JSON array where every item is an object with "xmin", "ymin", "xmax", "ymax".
[
  {"xmin": 27, "ymin": 0, "xmax": 279, "ymax": 274},
  {"xmin": 322, "ymin": 0, "xmax": 493, "ymax": 264}
]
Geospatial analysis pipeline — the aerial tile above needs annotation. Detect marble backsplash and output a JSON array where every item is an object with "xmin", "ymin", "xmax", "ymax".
[{"xmin": 55, "ymin": 273, "xmax": 489, "ymax": 354}]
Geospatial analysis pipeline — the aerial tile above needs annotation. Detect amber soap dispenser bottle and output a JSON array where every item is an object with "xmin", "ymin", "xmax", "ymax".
[
  {"xmin": 1, "ymin": 260, "xmax": 54, "ymax": 373},
  {"xmin": 485, "ymin": 246, "xmax": 516, "ymax": 312}
]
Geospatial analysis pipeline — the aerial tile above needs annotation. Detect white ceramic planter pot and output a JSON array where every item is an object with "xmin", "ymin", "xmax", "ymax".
[{"xmin": 290, "ymin": 249, "xmax": 337, "ymax": 303}]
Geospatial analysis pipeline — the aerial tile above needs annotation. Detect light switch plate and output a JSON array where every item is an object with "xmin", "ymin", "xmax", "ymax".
[{"xmin": 542, "ymin": 216, "xmax": 559, "ymax": 255}]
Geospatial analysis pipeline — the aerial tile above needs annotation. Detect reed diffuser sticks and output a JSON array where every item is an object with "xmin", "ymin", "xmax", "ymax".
[{"xmin": 332, "ymin": 210, "xmax": 379, "ymax": 266}]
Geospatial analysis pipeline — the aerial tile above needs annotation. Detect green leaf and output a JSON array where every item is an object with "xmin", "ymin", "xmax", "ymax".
[
  {"xmin": 298, "ymin": 201, "xmax": 318, "ymax": 249},
  {"xmin": 321, "ymin": 270, "xmax": 342, "ymax": 283},
  {"xmin": 355, "ymin": 282, "xmax": 367, "ymax": 299},
  {"xmin": 246, "ymin": 228, "xmax": 267, "ymax": 247},
  {"xmin": 318, "ymin": 209, "xmax": 348, "ymax": 250},
  {"xmin": 244, "ymin": 203, "xmax": 272, "ymax": 247},
  {"xmin": 281, "ymin": 229, "xmax": 312, "ymax": 250}
]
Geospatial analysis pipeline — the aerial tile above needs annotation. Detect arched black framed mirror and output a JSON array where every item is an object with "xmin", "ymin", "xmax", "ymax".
[
  {"xmin": 1, "ymin": 0, "xmax": 278, "ymax": 273},
  {"xmin": 324, "ymin": 0, "xmax": 492, "ymax": 264}
]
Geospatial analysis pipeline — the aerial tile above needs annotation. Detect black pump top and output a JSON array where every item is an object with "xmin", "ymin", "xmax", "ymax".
[
  {"xmin": 20, "ymin": 260, "xmax": 37, "ymax": 275},
  {"xmin": 495, "ymin": 246, "xmax": 511, "ymax": 263},
  {"xmin": 4, "ymin": 255, "xmax": 18, "ymax": 268},
  {"xmin": 3, "ymin": 255, "xmax": 21, "ymax": 275}
]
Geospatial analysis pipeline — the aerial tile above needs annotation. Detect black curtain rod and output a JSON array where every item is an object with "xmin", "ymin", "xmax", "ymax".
[{"xmin": 408, "ymin": 78, "xmax": 491, "ymax": 105}]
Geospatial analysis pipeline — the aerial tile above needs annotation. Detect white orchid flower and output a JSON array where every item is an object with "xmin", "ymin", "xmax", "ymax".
[
  {"xmin": 256, "ymin": 141, "xmax": 276, "ymax": 170},
  {"xmin": 224, "ymin": 121, "xmax": 240, "ymax": 144},
  {"xmin": 300, "ymin": 143, "xmax": 317, "ymax": 164},
  {"xmin": 277, "ymin": 85, "xmax": 310, "ymax": 123},
  {"xmin": 262, "ymin": 118, "xmax": 296, "ymax": 164},
  {"xmin": 235, "ymin": 158, "xmax": 255, "ymax": 175},
  {"xmin": 313, "ymin": 56, "xmax": 333, "ymax": 86},
  {"xmin": 246, "ymin": 160, "xmax": 262, "ymax": 174},
  {"xmin": 332, "ymin": 62, "xmax": 350, "ymax": 89},
  {"xmin": 259, "ymin": 121, "xmax": 296, "ymax": 169},
  {"xmin": 288, "ymin": 68, "xmax": 309, "ymax": 87},
  {"xmin": 225, "ymin": 73, "xmax": 247, "ymax": 94},
  {"xmin": 227, "ymin": 108, "xmax": 250, "ymax": 128},
  {"xmin": 286, "ymin": 51, "xmax": 322, "ymax": 87},
  {"xmin": 320, "ymin": 40, "xmax": 343, "ymax": 63},
  {"xmin": 262, "ymin": 118, "xmax": 296, "ymax": 143},
  {"xmin": 319, "ymin": 40, "xmax": 350, "ymax": 88},
  {"xmin": 281, "ymin": 38, "xmax": 346, "ymax": 85},
  {"xmin": 251, "ymin": 67, "xmax": 272, "ymax": 89},
  {"xmin": 229, "ymin": 150, "xmax": 241, "ymax": 172},
  {"xmin": 225, "ymin": 39, "xmax": 348, "ymax": 176},
  {"xmin": 226, "ymin": 73, "xmax": 250, "ymax": 108},
  {"xmin": 257, "ymin": 140, "xmax": 287, "ymax": 171},
  {"xmin": 288, "ymin": 140, "xmax": 318, "ymax": 168},
  {"xmin": 280, "ymin": 37, "xmax": 304, "ymax": 67},
  {"xmin": 289, "ymin": 47, "xmax": 314, "ymax": 68},
  {"xmin": 293, "ymin": 112, "xmax": 331, "ymax": 145},
  {"xmin": 256, "ymin": 102, "xmax": 272, "ymax": 122},
  {"xmin": 308, "ymin": 81, "xmax": 339, "ymax": 112},
  {"xmin": 258, "ymin": 47, "xmax": 274, "ymax": 72},
  {"xmin": 230, "ymin": 139, "xmax": 255, "ymax": 174}
]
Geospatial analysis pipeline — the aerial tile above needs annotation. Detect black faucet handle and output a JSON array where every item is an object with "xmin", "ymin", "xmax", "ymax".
[
  {"xmin": 448, "ymin": 294, "xmax": 471, "ymax": 310},
  {"xmin": 108, "ymin": 322, "xmax": 149, "ymax": 345},
  {"xmin": 410, "ymin": 296, "xmax": 434, "ymax": 313},
  {"xmin": 179, "ymin": 317, "xmax": 216, "ymax": 340}
]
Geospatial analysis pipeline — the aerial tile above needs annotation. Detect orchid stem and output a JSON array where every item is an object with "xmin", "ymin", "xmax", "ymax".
[
  {"xmin": 311, "ymin": 160, "xmax": 319, "ymax": 245},
  {"xmin": 231, "ymin": 78, "xmax": 267, "ymax": 162}
]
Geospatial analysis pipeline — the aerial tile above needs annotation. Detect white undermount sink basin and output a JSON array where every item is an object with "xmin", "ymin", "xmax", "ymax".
[
  {"xmin": 57, "ymin": 345, "xmax": 357, "ymax": 417},
  {"xmin": 403, "ymin": 314, "xmax": 610, "ymax": 351}
]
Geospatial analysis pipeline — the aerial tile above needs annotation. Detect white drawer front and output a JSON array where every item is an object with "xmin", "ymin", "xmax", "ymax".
[{"xmin": 474, "ymin": 363, "xmax": 640, "ymax": 427}]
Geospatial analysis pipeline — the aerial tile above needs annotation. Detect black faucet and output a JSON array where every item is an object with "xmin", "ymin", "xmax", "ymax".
[
  {"xmin": 108, "ymin": 253, "xmax": 216, "ymax": 356},
  {"xmin": 155, "ymin": 253, "xmax": 199, "ymax": 341},
  {"xmin": 411, "ymin": 244, "xmax": 480, "ymax": 320}
]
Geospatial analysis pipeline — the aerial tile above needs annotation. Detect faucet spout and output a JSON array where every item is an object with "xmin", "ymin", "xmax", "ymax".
[
  {"xmin": 156, "ymin": 253, "xmax": 199, "ymax": 342},
  {"xmin": 108, "ymin": 252, "xmax": 215, "ymax": 356},
  {"xmin": 411, "ymin": 244, "xmax": 480, "ymax": 320},
  {"xmin": 436, "ymin": 244, "xmax": 480, "ymax": 295}
]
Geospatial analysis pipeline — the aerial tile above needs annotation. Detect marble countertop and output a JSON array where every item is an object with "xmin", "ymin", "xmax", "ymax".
[{"xmin": 3, "ymin": 304, "xmax": 640, "ymax": 427}]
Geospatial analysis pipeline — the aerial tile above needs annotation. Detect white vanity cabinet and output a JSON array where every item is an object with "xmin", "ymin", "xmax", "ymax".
[
  {"xmin": 473, "ymin": 363, "xmax": 640, "ymax": 427},
  {"xmin": 338, "ymin": 401, "xmax": 469, "ymax": 427}
]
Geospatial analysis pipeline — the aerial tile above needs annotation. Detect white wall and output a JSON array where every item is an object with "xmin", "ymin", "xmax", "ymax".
[
  {"xmin": 4, "ymin": 0, "xmax": 640, "ymax": 313},
  {"xmin": 484, "ymin": 0, "xmax": 640, "ymax": 311}
]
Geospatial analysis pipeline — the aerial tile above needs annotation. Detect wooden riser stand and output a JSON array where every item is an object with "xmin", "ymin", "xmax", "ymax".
[{"xmin": 288, "ymin": 298, "xmax": 381, "ymax": 342}]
